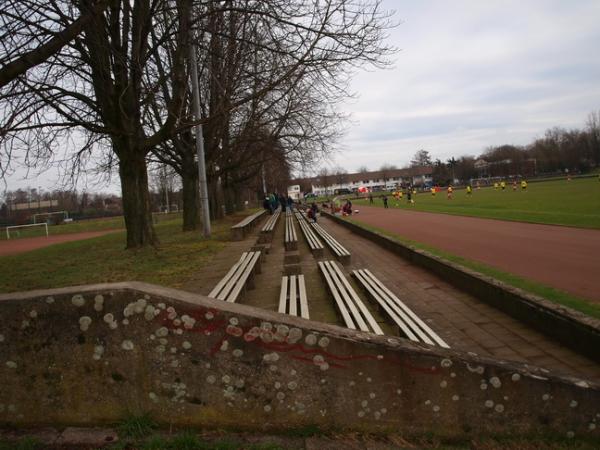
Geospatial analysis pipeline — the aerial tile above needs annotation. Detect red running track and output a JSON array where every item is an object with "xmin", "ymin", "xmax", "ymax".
[
  {"xmin": 0, "ymin": 230, "xmax": 122, "ymax": 257},
  {"xmin": 350, "ymin": 205, "xmax": 600, "ymax": 304}
]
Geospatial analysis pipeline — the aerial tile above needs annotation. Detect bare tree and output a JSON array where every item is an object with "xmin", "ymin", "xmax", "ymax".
[
  {"xmin": 2, "ymin": 0, "xmax": 396, "ymax": 246},
  {"xmin": 410, "ymin": 149, "xmax": 433, "ymax": 167},
  {"xmin": 586, "ymin": 110, "xmax": 600, "ymax": 168},
  {"xmin": 1, "ymin": 0, "xmax": 193, "ymax": 248},
  {"xmin": 0, "ymin": 1, "xmax": 110, "ymax": 88}
]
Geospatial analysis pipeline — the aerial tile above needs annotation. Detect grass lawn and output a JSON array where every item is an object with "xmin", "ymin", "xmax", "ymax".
[
  {"xmin": 352, "ymin": 177, "xmax": 600, "ymax": 228},
  {"xmin": 0, "ymin": 213, "xmax": 244, "ymax": 294},
  {"xmin": 347, "ymin": 219, "xmax": 600, "ymax": 319},
  {"xmin": 0, "ymin": 211, "xmax": 184, "ymax": 241}
]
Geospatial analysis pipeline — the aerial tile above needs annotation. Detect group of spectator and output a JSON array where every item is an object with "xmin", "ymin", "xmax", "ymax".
[{"xmin": 262, "ymin": 193, "xmax": 294, "ymax": 215}]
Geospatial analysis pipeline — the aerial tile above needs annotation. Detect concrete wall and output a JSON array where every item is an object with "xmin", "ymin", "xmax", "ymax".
[
  {"xmin": 324, "ymin": 211, "xmax": 600, "ymax": 362},
  {"xmin": 0, "ymin": 282, "xmax": 599, "ymax": 440}
]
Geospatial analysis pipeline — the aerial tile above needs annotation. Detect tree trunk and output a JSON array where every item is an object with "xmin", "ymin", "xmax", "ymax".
[
  {"xmin": 181, "ymin": 164, "xmax": 202, "ymax": 231},
  {"xmin": 208, "ymin": 177, "xmax": 224, "ymax": 220},
  {"xmin": 118, "ymin": 151, "xmax": 158, "ymax": 248}
]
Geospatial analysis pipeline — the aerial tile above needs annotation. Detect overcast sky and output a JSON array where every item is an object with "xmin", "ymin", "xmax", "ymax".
[
  {"xmin": 328, "ymin": 0, "xmax": 600, "ymax": 173},
  {"xmin": 4, "ymin": 0, "xmax": 600, "ymax": 193}
]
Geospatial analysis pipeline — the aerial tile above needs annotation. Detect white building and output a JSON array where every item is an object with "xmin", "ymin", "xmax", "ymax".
[
  {"xmin": 300, "ymin": 167, "xmax": 433, "ymax": 196},
  {"xmin": 287, "ymin": 184, "xmax": 301, "ymax": 200}
]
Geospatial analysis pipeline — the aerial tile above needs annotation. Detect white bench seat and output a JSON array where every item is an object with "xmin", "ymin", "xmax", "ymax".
[
  {"xmin": 318, "ymin": 260, "xmax": 383, "ymax": 335},
  {"xmin": 295, "ymin": 211, "xmax": 324, "ymax": 257},
  {"xmin": 311, "ymin": 222, "xmax": 351, "ymax": 264},
  {"xmin": 231, "ymin": 210, "xmax": 267, "ymax": 240},
  {"xmin": 284, "ymin": 211, "xmax": 298, "ymax": 251},
  {"xmin": 278, "ymin": 274, "xmax": 309, "ymax": 319},
  {"xmin": 258, "ymin": 208, "xmax": 281, "ymax": 243},
  {"xmin": 352, "ymin": 268, "xmax": 449, "ymax": 348},
  {"xmin": 208, "ymin": 251, "xmax": 262, "ymax": 302}
]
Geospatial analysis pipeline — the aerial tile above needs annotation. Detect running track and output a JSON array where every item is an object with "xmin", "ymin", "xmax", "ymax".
[
  {"xmin": 351, "ymin": 205, "xmax": 600, "ymax": 303},
  {"xmin": 0, "ymin": 230, "xmax": 122, "ymax": 257}
]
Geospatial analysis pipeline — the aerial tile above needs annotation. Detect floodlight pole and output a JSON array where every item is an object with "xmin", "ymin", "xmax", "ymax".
[{"xmin": 189, "ymin": 40, "xmax": 211, "ymax": 238}]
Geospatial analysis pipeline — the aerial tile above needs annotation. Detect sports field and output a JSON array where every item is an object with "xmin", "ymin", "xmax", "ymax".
[
  {"xmin": 0, "ymin": 214, "xmax": 231, "ymax": 293},
  {"xmin": 353, "ymin": 177, "xmax": 600, "ymax": 229}
]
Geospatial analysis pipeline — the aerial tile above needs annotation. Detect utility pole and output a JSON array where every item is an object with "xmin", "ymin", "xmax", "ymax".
[
  {"xmin": 189, "ymin": 41, "xmax": 211, "ymax": 238},
  {"xmin": 162, "ymin": 165, "xmax": 170, "ymax": 213}
]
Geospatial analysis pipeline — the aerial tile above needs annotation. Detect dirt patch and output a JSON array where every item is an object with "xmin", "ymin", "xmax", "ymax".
[
  {"xmin": 0, "ymin": 230, "xmax": 122, "ymax": 256},
  {"xmin": 349, "ymin": 205, "xmax": 600, "ymax": 303}
]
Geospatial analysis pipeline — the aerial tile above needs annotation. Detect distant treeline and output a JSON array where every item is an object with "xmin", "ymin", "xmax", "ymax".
[{"xmin": 431, "ymin": 110, "xmax": 600, "ymax": 184}]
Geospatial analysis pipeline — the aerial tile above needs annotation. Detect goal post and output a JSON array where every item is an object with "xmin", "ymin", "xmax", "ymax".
[
  {"xmin": 33, "ymin": 210, "xmax": 69, "ymax": 224},
  {"xmin": 6, "ymin": 223, "xmax": 49, "ymax": 239}
]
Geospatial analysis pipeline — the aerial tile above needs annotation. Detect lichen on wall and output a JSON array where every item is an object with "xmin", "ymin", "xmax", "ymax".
[{"xmin": 0, "ymin": 282, "xmax": 598, "ymax": 440}]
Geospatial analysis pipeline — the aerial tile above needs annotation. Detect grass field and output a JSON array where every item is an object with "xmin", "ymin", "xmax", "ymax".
[
  {"xmin": 0, "ymin": 211, "xmax": 184, "ymax": 241},
  {"xmin": 351, "ymin": 177, "xmax": 600, "ymax": 228},
  {"xmin": 0, "ymin": 213, "xmax": 237, "ymax": 293}
]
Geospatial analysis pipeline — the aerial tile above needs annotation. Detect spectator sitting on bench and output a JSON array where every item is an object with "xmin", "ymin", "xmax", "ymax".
[{"xmin": 342, "ymin": 200, "xmax": 353, "ymax": 216}]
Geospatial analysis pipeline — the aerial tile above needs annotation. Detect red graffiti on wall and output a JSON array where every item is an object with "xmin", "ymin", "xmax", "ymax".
[{"xmin": 155, "ymin": 303, "xmax": 440, "ymax": 375}]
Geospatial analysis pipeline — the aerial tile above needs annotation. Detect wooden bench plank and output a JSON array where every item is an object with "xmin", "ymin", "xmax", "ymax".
[
  {"xmin": 289, "ymin": 275, "xmax": 297, "ymax": 316},
  {"xmin": 298, "ymin": 274, "xmax": 310, "ymax": 319},
  {"xmin": 231, "ymin": 210, "xmax": 267, "ymax": 240},
  {"xmin": 330, "ymin": 262, "xmax": 383, "ymax": 335},
  {"xmin": 278, "ymin": 275, "xmax": 310, "ymax": 319},
  {"xmin": 354, "ymin": 269, "xmax": 433, "ymax": 344},
  {"xmin": 353, "ymin": 269, "xmax": 420, "ymax": 342},
  {"xmin": 226, "ymin": 251, "xmax": 262, "ymax": 303},
  {"xmin": 318, "ymin": 261, "xmax": 356, "ymax": 330},
  {"xmin": 310, "ymin": 222, "xmax": 350, "ymax": 264},
  {"xmin": 261, "ymin": 208, "xmax": 281, "ymax": 232},
  {"xmin": 208, "ymin": 252, "xmax": 250, "ymax": 298},
  {"xmin": 278, "ymin": 276, "xmax": 288, "ymax": 314},
  {"xmin": 208, "ymin": 251, "xmax": 261, "ymax": 303},
  {"xmin": 355, "ymin": 269, "xmax": 449, "ymax": 348},
  {"xmin": 295, "ymin": 212, "xmax": 324, "ymax": 255},
  {"xmin": 284, "ymin": 214, "xmax": 298, "ymax": 251}
]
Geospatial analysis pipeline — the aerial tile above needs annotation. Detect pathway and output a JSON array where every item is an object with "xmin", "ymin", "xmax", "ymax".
[{"xmin": 183, "ymin": 212, "xmax": 600, "ymax": 382}]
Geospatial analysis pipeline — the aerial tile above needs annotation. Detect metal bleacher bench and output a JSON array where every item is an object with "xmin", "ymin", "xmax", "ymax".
[
  {"xmin": 311, "ymin": 222, "xmax": 351, "ymax": 264},
  {"xmin": 258, "ymin": 208, "xmax": 281, "ymax": 242},
  {"xmin": 208, "ymin": 251, "xmax": 261, "ymax": 302},
  {"xmin": 318, "ymin": 260, "xmax": 383, "ymax": 335},
  {"xmin": 294, "ymin": 211, "xmax": 324, "ymax": 257},
  {"xmin": 278, "ymin": 274, "xmax": 309, "ymax": 319},
  {"xmin": 284, "ymin": 210, "xmax": 298, "ymax": 251},
  {"xmin": 352, "ymin": 268, "xmax": 449, "ymax": 348},
  {"xmin": 231, "ymin": 210, "xmax": 267, "ymax": 241}
]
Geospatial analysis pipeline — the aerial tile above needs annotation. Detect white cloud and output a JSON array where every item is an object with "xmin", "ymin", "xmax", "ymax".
[{"xmin": 327, "ymin": 0, "xmax": 600, "ymax": 172}]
